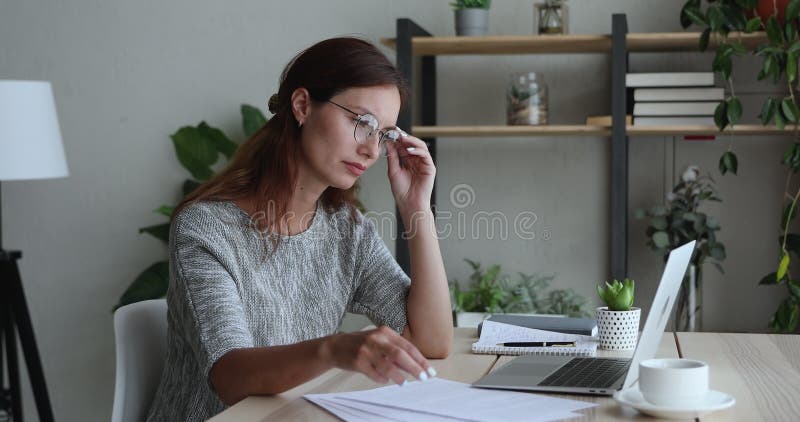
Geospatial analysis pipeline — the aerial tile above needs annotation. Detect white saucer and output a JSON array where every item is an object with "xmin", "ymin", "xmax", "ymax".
[{"xmin": 613, "ymin": 387, "xmax": 735, "ymax": 419}]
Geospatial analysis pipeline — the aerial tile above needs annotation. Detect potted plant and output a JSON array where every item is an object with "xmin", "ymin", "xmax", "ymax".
[
  {"xmin": 449, "ymin": 259, "xmax": 589, "ymax": 327},
  {"xmin": 680, "ymin": 0, "xmax": 800, "ymax": 332},
  {"xmin": 635, "ymin": 165, "xmax": 726, "ymax": 332},
  {"xmin": 596, "ymin": 279, "xmax": 639, "ymax": 350},
  {"xmin": 114, "ymin": 105, "xmax": 268, "ymax": 310},
  {"xmin": 451, "ymin": 0, "xmax": 491, "ymax": 36}
]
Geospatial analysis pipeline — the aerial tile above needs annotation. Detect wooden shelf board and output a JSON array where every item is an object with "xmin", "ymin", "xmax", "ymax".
[
  {"xmin": 410, "ymin": 124, "xmax": 796, "ymax": 138},
  {"xmin": 380, "ymin": 32, "xmax": 767, "ymax": 55}
]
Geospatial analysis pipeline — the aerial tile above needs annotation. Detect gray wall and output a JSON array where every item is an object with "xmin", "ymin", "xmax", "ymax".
[{"xmin": 0, "ymin": 0, "xmax": 791, "ymax": 420}]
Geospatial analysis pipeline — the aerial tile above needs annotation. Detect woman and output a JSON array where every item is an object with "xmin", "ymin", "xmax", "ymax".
[{"xmin": 146, "ymin": 37, "xmax": 453, "ymax": 421}]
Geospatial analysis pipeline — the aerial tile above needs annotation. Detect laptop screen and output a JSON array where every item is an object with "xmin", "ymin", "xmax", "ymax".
[{"xmin": 621, "ymin": 240, "xmax": 695, "ymax": 390}]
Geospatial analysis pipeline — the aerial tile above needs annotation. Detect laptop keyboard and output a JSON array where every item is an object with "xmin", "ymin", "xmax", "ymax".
[{"xmin": 538, "ymin": 358, "xmax": 631, "ymax": 388}]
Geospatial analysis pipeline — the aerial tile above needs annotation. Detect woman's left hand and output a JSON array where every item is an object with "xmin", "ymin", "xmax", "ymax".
[{"xmin": 386, "ymin": 130, "xmax": 436, "ymax": 219}]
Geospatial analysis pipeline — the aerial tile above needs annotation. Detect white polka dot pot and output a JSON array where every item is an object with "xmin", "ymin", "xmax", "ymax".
[{"xmin": 596, "ymin": 307, "xmax": 641, "ymax": 350}]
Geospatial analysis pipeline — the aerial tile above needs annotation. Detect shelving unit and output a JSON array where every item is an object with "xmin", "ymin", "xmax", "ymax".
[
  {"xmin": 410, "ymin": 124, "xmax": 794, "ymax": 138},
  {"xmin": 390, "ymin": 16, "xmax": 791, "ymax": 280}
]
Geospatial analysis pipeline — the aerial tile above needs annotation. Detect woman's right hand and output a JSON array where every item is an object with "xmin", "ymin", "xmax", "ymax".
[{"xmin": 321, "ymin": 326, "xmax": 435, "ymax": 385}]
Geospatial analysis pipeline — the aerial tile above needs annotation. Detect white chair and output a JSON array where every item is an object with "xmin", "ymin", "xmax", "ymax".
[{"xmin": 111, "ymin": 299, "xmax": 168, "ymax": 422}]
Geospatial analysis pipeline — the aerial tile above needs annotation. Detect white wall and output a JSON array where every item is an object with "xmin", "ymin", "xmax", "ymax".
[{"xmin": 0, "ymin": 0, "xmax": 792, "ymax": 420}]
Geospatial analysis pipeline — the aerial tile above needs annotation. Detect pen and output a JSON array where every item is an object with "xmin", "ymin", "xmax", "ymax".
[{"xmin": 497, "ymin": 341, "xmax": 576, "ymax": 347}]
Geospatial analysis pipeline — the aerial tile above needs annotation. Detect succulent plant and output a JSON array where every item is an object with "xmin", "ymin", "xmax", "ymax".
[{"xmin": 597, "ymin": 279, "xmax": 635, "ymax": 312}]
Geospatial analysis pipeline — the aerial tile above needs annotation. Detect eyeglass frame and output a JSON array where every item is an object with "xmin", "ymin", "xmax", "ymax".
[{"xmin": 326, "ymin": 100, "xmax": 401, "ymax": 150}]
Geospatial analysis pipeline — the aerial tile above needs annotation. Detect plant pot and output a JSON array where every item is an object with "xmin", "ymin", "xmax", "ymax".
[
  {"xmin": 455, "ymin": 9, "xmax": 489, "ymax": 36},
  {"xmin": 454, "ymin": 311, "xmax": 489, "ymax": 328},
  {"xmin": 596, "ymin": 307, "xmax": 641, "ymax": 350}
]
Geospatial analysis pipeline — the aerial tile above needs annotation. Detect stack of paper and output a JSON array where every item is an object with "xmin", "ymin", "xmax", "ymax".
[{"xmin": 305, "ymin": 378, "xmax": 597, "ymax": 422}]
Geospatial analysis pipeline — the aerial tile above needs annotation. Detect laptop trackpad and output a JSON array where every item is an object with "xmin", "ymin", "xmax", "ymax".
[{"xmin": 479, "ymin": 356, "xmax": 570, "ymax": 386}]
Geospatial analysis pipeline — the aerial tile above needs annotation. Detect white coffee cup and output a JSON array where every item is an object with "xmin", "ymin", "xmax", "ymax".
[{"xmin": 638, "ymin": 358, "xmax": 709, "ymax": 407}]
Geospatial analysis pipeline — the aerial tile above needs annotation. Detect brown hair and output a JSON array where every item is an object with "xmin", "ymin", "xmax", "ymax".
[{"xmin": 173, "ymin": 37, "xmax": 408, "ymax": 252}]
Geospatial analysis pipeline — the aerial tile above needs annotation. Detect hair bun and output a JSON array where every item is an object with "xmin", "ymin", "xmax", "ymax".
[{"xmin": 268, "ymin": 93, "xmax": 280, "ymax": 114}]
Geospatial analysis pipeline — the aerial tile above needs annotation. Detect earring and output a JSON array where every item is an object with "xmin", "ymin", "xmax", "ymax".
[{"xmin": 298, "ymin": 120, "xmax": 303, "ymax": 128}]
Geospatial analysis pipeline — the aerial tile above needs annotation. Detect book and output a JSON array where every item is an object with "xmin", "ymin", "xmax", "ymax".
[
  {"xmin": 472, "ymin": 320, "xmax": 598, "ymax": 357},
  {"xmin": 585, "ymin": 115, "xmax": 632, "ymax": 126},
  {"xmin": 634, "ymin": 87, "xmax": 724, "ymax": 102},
  {"xmin": 478, "ymin": 314, "xmax": 598, "ymax": 337},
  {"xmin": 633, "ymin": 101, "xmax": 719, "ymax": 116},
  {"xmin": 632, "ymin": 116, "xmax": 716, "ymax": 126},
  {"xmin": 626, "ymin": 72, "xmax": 714, "ymax": 87}
]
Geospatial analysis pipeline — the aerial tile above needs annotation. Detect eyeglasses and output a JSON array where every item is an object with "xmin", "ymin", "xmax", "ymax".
[{"xmin": 327, "ymin": 100, "xmax": 401, "ymax": 156}]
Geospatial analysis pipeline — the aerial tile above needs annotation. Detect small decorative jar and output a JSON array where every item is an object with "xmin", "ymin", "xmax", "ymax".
[
  {"xmin": 535, "ymin": 0, "xmax": 568, "ymax": 35},
  {"xmin": 596, "ymin": 306, "xmax": 641, "ymax": 350},
  {"xmin": 506, "ymin": 71, "xmax": 548, "ymax": 125}
]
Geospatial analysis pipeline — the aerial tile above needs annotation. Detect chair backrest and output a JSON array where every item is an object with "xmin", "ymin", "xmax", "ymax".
[{"xmin": 111, "ymin": 299, "xmax": 168, "ymax": 422}]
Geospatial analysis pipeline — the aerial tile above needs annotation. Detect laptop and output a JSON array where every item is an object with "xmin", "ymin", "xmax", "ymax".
[{"xmin": 472, "ymin": 240, "xmax": 695, "ymax": 396}]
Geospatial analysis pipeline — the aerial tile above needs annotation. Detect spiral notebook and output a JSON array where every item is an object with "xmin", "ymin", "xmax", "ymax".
[{"xmin": 472, "ymin": 320, "xmax": 598, "ymax": 357}]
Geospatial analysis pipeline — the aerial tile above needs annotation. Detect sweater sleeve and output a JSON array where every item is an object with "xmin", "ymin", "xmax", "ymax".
[
  {"xmin": 170, "ymin": 205, "xmax": 255, "ymax": 384},
  {"xmin": 348, "ymin": 215, "xmax": 411, "ymax": 333}
]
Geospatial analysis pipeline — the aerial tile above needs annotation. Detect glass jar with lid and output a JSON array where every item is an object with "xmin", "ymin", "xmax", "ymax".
[{"xmin": 506, "ymin": 72, "xmax": 548, "ymax": 125}]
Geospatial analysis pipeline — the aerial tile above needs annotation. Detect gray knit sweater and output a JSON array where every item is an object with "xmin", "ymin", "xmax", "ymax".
[{"xmin": 146, "ymin": 200, "xmax": 410, "ymax": 421}]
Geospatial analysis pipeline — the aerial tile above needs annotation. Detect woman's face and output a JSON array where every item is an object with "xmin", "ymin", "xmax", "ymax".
[{"xmin": 297, "ymin": 85, "xmax": 401, "ymax": 190}]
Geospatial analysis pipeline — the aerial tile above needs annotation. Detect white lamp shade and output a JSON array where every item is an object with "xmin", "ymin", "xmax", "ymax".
[{"xmin": 0, "ymin": 80, "xmax": 69, "ymax": 181}]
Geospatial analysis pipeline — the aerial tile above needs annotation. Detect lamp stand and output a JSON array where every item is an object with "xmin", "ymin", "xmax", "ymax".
[{"xmin": 0, "ymin": 183, "xmax": 54, "ymax": 421}]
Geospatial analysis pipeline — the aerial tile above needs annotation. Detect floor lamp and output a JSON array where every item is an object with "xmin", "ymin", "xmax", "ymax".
[{"xmin": 0, "ymin": 80, "xmax": 68, "ymax": 422}]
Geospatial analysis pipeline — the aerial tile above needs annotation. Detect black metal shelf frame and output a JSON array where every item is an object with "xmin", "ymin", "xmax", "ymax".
[{"xmin": 393, "ymin": 15, "xmax": 630, "ymax": 282}]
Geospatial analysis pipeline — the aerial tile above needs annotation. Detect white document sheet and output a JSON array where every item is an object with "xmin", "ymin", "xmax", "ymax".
[
  {"xmin": 312, "ymin": 395, "xmax": 584, "ymax": 422},
  {"xmin": 304, "ymin": 378, "xmax": 596, "ymax": 422}
]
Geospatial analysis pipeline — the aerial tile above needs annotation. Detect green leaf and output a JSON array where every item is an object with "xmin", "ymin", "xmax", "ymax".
[
  {"xmin": 198, "ymin": 122, "xmax": 237, "ymax": 159},
  {"xmin": 769, "ymin": 298, "xmax": 800, "ymax": 332},
  {"xmin": 171, "ymin": 126, "xmax": 217, "ymax": 181},
  {"xmin": 114, "ymin": 261, "xmax": 169, "ymax": 311},
  {"xmin": 714, "ymin": 101, "xmax": 729, "ymax": 130},
  {"xmin": 709, "ymin": 244, "xmax": 726, "ymax": 261},
  {"xmin": 653, "ymin": 231, "xmax": 670, "ymax": 248},
  {"xmin": 764, "ymin": 54, "xmax": 776, "ymax": 80},
  {"xmin": 778, "ymin": 252, "xmax": 791, "ymax": 282},
  {"xmin": 183, "ymin": 179, "xmax": 202, "ymax": 197},
  {"xmin": 790, "ymin": 52, "xmax": 798, "ymax": 84},
  {"xmin": 782, "ymin": 98, "xmax": 800, "ymax": 123},
  {"xmin": 154, "ymin": 205, "xmax": 174, "ymax": 217},
  {"xmin": 650, "ymin": 205, "xmax": 668, "ymax": 217},
  {"xmin": 681, "ymin": 0, "xmax": 703, "ymax": 28},
  {"xmin": 719, "ymin": 151, "xmax": 738, "ymax": 175},
  {"xmin": 651, "ymin": 217, "xmax": 668, "ymax": 230},
  {"xmin": 713, "ymin": 51, "xmax": 733, "ymax": 80},
  {"xmin": 683, "ymin": 7, "xmax": 708, "ymax": 27},
  {"xmin": 789, "ymin": 0, "xmax": 800, "ymax": 21},
  {"xmin": 760, "ymin": 97, "xmax": 777, "ymax": 125},
  {"xmin": 777, "ymin": 109, "xmax": 787, "ymax": 130},
  {"xmin": 790, "ymin": 41, "xmax": 800, "ymax": 56},
  {"xmin": 745, "ymin": 17, "xmax": 762, "ymax": 33},
  {"xmin": 760, "ymin": 272, "xmax": 780, "ymax": 285},
  {"xmin": 727, "ymin": 97, "xmax": 743, "ymax": 125},
  {"xmin": 138, "ymin": 223, "xmax": 170, "ymax": 243},
  {"xmin": 242, "ymin": 104, "xmax": 268, "ymax": 137},
  {"xmin": 700, "ymin": 28, "xmax": 711, "ymax": 51},
  {"xmin": 708, "ymin": 6, "xmax": 725, "ymax": 31},
  {"xmin": 767, "ymin": 16, "xmax": 783, "ymax": 44},
  {"xmin": 790, "ymin": 282, "xmax": 800, "ymax": 300}
]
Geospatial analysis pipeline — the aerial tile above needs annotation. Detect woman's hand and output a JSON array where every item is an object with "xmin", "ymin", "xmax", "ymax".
[
  {"xmin": 386, "ymin": 130, "xmax": 436, "ymax": 219},
  {"xmin": 320, "ymin": 326, "xmax": 435, "ymax": 385}
]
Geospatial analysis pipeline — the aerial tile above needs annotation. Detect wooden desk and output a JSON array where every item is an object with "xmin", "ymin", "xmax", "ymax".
[
  {"xmin": 676, "ymin": 332, "xmax": 800, "ymax": 421},
  {"xmin": 209, "ymin": 330, "xmax": 793, "ymax": 421}
]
